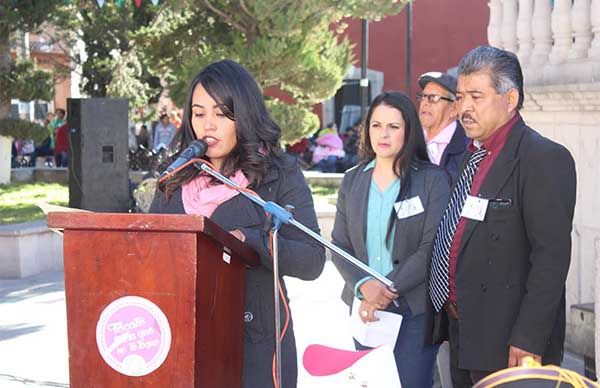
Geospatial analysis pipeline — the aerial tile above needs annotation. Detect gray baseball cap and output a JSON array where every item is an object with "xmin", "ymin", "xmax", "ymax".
[{"xmin": 418, "ymin": 71, "xmax": 457, "ymax": 97}]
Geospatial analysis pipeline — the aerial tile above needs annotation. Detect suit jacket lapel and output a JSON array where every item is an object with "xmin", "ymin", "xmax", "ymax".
[
  {"xmin": 457, "ymin": 119, "xmax": 526, "ymax": 259},
  {"xmin": 392, "ymin": 166, "xmax": 419, "ymax": 259},
  {"xmin": 350, "ymin": 167, "xmax": 373, "ymax": 263},
  {"xmin": 440, "ymin": 122, "xmax": 468, "ymax": 167}
]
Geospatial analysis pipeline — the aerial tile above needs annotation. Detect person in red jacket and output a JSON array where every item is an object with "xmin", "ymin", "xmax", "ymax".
[{"xmin": 54, "ymin": 122, "xmax": 69, "ymax": 167}]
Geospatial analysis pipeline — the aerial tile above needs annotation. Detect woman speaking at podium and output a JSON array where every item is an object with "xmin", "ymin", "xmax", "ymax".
[{"xmin": 150, "ymin": 59, "xmax": 325, "ymax": 388}]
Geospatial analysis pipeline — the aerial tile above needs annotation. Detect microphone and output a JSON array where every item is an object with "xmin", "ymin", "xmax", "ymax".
[{"xmin": 159, "ymin": 140, "xmax": 208, "ymax": 179}]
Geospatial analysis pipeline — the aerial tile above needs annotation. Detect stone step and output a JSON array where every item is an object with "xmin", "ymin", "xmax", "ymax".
[{"xmin": 0, "ymin": 221, "xmax": 63, "ymax": 279}]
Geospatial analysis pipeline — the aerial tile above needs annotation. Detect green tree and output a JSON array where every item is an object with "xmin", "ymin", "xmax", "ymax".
[
  {"xmin": 49, "ymin": 1, "xmax": 162, "ymax": 116},
  {"xmin": 140, "ymin": 0, "xmax": 406, "ymax": 142},
  {"xmin": 0, "ymin": 1, "xmax": 58, "ymax": 120}
]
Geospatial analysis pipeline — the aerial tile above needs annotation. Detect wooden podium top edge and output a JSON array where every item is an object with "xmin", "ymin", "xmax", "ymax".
[
  {"xmin": 48, "ymin": 212, "xmax": 208, "ymax": 232},
  {"xmin": 48, "ymin": 212, "xmax": 260, "ymax": 267}
]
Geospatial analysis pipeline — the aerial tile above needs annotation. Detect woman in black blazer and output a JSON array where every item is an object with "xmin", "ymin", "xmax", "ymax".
[
  {"xmin": 331, "ymin": 92, "xmax": 450, "ymax": 387},
  {"xmin": 150, "ymin": 60, "xmax": 325, "ymax": 388}
]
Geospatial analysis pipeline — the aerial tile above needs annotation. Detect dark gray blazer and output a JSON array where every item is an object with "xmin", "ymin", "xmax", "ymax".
[
  {"xmin": 149, "ymin": 155, "xmax": 325, "ymax": 388},
  {"xmin": 439, "ymin": 121, "xmax": 469, "ymax": 182},
  {"xmin": 426, "ymin": 118, "xmax": 577, "ymax": 372},
  {"xmin": 331, "ymin": 161, "xmax": 450, "ymax": 316}
]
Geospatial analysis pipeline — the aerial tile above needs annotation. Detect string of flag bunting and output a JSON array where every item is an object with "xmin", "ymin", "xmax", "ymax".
[{"xmin": 94, "ymin": 0, "xmax": 160, "ymax": 8}]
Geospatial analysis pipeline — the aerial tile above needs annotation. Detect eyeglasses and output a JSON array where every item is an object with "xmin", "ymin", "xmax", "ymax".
[{"xmin": 416, "ymin": 93, "xmax": 455, "ymax": 104}]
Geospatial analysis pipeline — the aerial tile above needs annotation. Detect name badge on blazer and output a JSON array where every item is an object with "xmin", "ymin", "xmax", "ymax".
[
  {"xmin": 394, "ymin": 196, "xmax": 424, "ymax": 219},
  {"xmin": 461, "ymin": 195, "xmax": 489, "ymax": 221}
]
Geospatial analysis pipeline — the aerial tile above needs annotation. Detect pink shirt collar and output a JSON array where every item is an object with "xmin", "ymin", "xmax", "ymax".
[
  {"xmin": 424, "ymin": 120, "xmax": 457, "ymax": 165},
  {"xmin": 426, "ymin": 120, "xmax": 457, "ymax": 146}
]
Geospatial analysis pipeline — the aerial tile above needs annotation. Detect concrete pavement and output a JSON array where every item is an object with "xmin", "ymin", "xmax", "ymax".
[
  {"xmin": 0, "ymin": 262, "xmax": 587, "ymax": 387},
  {"xmin": 0, "ymin": 270, "xmax": 68, "ymax": 388},
  {"xmin": 0, "ymin": 262, "xmax": 356, "ymax": 388}
]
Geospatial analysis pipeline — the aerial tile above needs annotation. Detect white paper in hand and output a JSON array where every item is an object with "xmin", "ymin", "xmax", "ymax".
[{"xmin": 350, "ymin": 297, "xmax": 402, "ymax": 348}]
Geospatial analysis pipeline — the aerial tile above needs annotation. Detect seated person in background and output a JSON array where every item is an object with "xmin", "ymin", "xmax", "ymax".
[
  {"xmin": 54, "ymin": 122, "xmax": 69, "ymax": 167},
  {"xmin": 29, "ymin": 114, "xmax": 56, "ymax": 167},
  {"xmin": 11, "ymin": 140, "xmax": 18, "ymax": 168},
  {"xmin": 52, "ymin": 109, "xmax": 66, "ymax": 130},
  {"xmin": 338, "ymin": 124, "xmax": 360, "ymax": 171},
  {"xmin": 153, "ymin": 113, "xmax": 177, "ymax": 152},
  {"xmin": 285, "ymin": 137, "xmax": 311, "ymax": 168},
  {"xmin": 20, "ymin": 138, "xmax": 35, "ymax": 162},
  {"xmin": 311, "ymin": 126, "xmax": 345, "ymax": 172},
  {"xmin": 137, "ymin": 124, "xmax": 150, "ymax": 149}
]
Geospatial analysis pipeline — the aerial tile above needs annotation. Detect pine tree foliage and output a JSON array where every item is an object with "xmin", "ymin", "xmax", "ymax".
[
  {"xmin": 3, "ymin": 0, "xmax": 406, "ymax": 140},
  {"xmin": 139, "ymin": 0, "xmax": 406, "ymax": 142},
  {"xmin": 49, "ymin": 1, "xmax": 162, "ymax": 116},
  {"xmin": 0, "ymin": 1, "xmax": 59, "ymax": 120}
]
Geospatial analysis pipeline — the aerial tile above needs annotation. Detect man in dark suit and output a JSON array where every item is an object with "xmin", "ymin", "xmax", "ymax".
[
  {"xmin": 418, "ymin": 72, "xmax": 469, "ymax": 181},
  {"xmin": 427, "ymin": 45, "xmax": 577, "ymax": 387}
]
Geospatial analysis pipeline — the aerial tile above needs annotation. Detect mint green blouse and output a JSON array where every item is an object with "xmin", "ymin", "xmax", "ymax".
[{"xmin": 354, "ymin": 160, "xmax": 400, "ymax": 297}]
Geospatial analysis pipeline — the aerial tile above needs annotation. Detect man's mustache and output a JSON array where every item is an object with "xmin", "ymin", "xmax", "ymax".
[{"xmin": 461, "ymin": 113, "xmax": 476, "ymax": 122}]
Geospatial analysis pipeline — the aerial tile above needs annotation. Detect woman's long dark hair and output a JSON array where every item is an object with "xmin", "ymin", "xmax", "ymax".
[
  {"xmin": 160, "ymin": 60, "xmax": 283, "ymax": 197},
  {"xmin": 359, "ymin": 91, "xmax": 430, "ymax": 245}
]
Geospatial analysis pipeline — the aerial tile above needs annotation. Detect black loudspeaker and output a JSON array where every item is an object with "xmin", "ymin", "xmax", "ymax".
[
  {"xmin": 333, "ymin": 79, "xmax": 372, "ymax": 130},
  {"xmin": 67, "ymin": 98, "xmax": 130, "ymax": 212}
]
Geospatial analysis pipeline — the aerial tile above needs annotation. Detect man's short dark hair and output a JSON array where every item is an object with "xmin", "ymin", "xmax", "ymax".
[
  {"xmin": 458, "ymin": 45, "xmax": 524, "ymax": 110},
  {"xmin": 55, "ymin": 108, "xmax": 66, "ymax": 116}
]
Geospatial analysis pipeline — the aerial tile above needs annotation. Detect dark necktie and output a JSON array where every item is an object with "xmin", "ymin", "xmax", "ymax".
[{"xmin": 429, "ymin": 147, "xmax": 488, "ymax": 312}]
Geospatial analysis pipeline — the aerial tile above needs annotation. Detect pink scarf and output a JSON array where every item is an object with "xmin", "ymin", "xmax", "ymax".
[{"xmin": 182, "ymin": 170, "xmax": 249, "ymax": 217}]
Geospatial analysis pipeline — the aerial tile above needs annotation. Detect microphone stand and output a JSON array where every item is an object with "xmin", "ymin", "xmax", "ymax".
[{"xmin": 193, "ymin": 161, "xmax": 396, "ymax": 388}]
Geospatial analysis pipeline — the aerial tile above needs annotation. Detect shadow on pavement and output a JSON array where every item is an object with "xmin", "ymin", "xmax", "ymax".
[
  {"xmin": 0, "ymin": 373, "xmax": 69, "ymax": 388},
  {"xmin": 0, "ymin": 324, "xmax": 45, "ymax": 342},
  {"xmin": 0, "ymin": 272, "xmax": 64, "ymax": 304}
]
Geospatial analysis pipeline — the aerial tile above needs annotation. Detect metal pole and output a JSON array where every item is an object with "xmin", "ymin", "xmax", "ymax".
[
  {"xmin": 197, "ymin": 162, "xmax": 395, "ymax": 288},
  {"xmin": 360, "ymin": 19, "xmax": 369, "ymax": 122},
  {"xmin": 406, "ymin": 0, "xmax": 413, "ymax": 97},
  {"xmin": 196, "ymin": 161, "xmax": 399, "ymax": 388},
  {"xmin": 272, "ymin": 228, "xmax": 282, "ymax": 388}
]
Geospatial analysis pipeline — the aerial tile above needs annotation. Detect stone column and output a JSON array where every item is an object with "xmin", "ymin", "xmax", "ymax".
[
  {"xmin": 488, "ymin": 0, "xmax": 503, "ymax": 47},
  {"xmin": 517, "ymin": 0, "xmax": 534, "ymax": 64},
  {"xmin": 530, "ymin": 0, "xmax": 553, "ymax": 64},
  {"xmin": 596, "ymin": 237, "xmax": 600, "ymax": 379},
  {"xmin": 550, "ymin": 0, "xmax": 573, "ymax": 63},
  {"xmin": 501, "ymin": 0, "xmax": 519, "ymax": 53},
  {"xmin": 589, "ymin": 0, "xmax": 600, "ymax": 58},
  {"xmin": 569, "ymin": 0, "xmax": 592, "ymax": 59}
]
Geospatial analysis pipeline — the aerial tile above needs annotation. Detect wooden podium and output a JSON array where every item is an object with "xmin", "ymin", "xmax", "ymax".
[{"xmin": 48, "ymin": 212, "xmax": 259, "ymax": 388}]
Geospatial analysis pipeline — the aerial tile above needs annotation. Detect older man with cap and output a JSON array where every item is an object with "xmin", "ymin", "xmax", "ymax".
[{"xmin": 418, "ymin": 72, "xmax": 468, "ymax": 181}]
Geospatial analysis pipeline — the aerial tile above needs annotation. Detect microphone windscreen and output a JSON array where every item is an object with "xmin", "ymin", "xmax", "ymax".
[{"xmin": 182, "ymin": 140, "xmax": 208, "ymax": 159}]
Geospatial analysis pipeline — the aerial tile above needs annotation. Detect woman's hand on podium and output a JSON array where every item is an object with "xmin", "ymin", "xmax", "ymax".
[{"xmin": 229, "ymin": 229, "xmax": 246, "ymax": 242}]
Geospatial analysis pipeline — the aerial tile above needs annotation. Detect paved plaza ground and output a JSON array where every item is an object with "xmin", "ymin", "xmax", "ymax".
[{"xmin": 0, "ymin": 261, "xmax": 586, "ymax": 388}]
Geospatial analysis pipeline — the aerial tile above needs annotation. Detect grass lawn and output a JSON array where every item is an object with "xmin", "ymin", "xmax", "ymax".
[
  {"xmin": 0, "ymin": 182, "xmax": 335, "ymax": 225},
  {"xmin": 310, "ymin": 184, "xmax": 338, "ymax": 205},
  {"xmin": 0, "ymin": 182, "xmax": 68, "ymax": 225}
]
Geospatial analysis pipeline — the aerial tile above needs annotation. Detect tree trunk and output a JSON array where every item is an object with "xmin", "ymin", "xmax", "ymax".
[{"xmin": 0, "ymin": 25, "xmax": 11, "ymax": 120}]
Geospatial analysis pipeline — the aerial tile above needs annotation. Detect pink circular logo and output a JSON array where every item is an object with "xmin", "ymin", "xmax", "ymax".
[{"xmin": 96, "ymin": 296, "xmax": 171, "ymax": 376}]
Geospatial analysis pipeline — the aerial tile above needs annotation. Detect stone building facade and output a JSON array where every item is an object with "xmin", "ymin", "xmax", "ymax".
[{"xmin": 488, "ymin": 0, "xmax": 600, "ymax": 374}]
